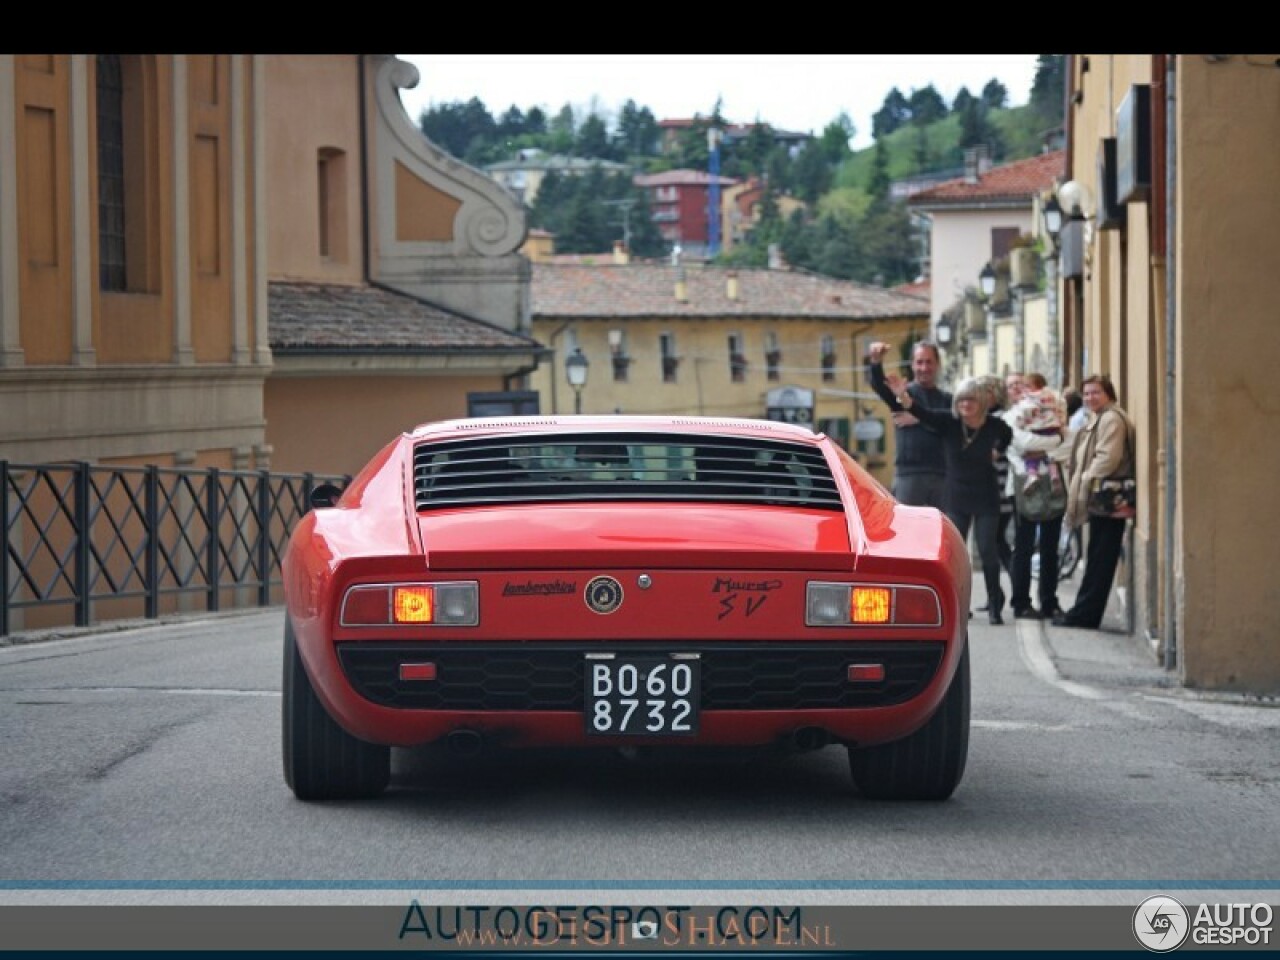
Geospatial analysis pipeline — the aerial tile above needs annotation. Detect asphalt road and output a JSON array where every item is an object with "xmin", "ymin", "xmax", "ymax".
[{"xmin": 1, "ymin": 607, "xmax": 1278, "ymax": 902}]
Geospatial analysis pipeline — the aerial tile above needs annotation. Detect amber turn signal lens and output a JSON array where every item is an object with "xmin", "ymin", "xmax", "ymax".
[
  {"xmin": 393, "ymin": 586, "xmax": 434, "ymax": 623},
  {"xmin": 850, "ymin": 587, "xmax": 891, "ymax": 623}
]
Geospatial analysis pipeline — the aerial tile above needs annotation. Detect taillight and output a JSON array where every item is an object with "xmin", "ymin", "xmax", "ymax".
[
  {"xmin": 805, "ymin": 582, "xmax": 942, "ymax": 627},
  {"xmin": 340, "ymin": 582, "xmax": 478, "ymax": 626}
]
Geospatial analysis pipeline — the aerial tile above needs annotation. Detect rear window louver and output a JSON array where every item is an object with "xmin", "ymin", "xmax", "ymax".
[{"xmin": 413, "ymin": 433, "xmax": 843, "ymax": 511}]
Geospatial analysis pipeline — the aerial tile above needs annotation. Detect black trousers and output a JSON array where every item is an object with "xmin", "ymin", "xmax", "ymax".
[
  {"xmin": 996, "ymin": 507, "xmax": 1014, "ymax": 575},
  {"xmin": 1066, "ymin": 515, "xmax": 1127, "ymax": 628},
  {"xmin": 1011, "ymin": 513, "xmax": 1062, "ymax": 613},
  {"xmin": 947, "ymin": 510, "xmax": 1004, "ymax": 614}
]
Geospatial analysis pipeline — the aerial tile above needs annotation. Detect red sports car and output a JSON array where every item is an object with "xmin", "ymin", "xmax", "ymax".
[{"xmin": 281, "ymin": 416, "xmax": 972, "ymax": 801}]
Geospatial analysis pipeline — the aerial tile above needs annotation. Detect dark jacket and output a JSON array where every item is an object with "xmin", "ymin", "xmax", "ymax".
[
  {"xmin": 869, "ymin": 363, "xmax": 951, "ymax": 477},
  {"xmin": 872, "ymin": 373, "xmax": 1012, "ymax": 516}
]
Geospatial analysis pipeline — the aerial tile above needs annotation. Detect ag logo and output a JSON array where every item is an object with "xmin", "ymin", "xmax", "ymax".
[
  {"xmin": 1133, "ymin": 895, "xmax": 1190, "ymax": 952},
  {"xmin": 584, "ymin": 576, "xmax": 623, "ymax": 614}
]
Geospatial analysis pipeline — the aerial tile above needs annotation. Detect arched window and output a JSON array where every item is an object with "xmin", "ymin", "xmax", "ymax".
[{"xmin": 95, "ymin": 54, "xmax": 158, "ymax": 292}]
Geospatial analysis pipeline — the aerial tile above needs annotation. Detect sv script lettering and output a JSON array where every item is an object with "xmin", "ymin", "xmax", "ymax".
[{"xmin": 716, "ymin": 593, "xmax": 768, "ymax": 621}]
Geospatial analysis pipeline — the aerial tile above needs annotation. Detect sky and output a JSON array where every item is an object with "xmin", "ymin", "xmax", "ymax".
[{"xmin": 395, "ymin": 54, "xmax": 1042, "ymax": 152}]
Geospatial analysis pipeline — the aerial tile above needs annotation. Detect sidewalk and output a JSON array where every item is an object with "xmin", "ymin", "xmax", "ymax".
[{"xmin": 972, "ymin": 549, "xmax": 1279, "ymax": 707}]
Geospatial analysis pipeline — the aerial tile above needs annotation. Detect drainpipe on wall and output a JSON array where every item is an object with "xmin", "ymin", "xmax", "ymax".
[
  {"xmin": 546, "ymin": 322, "xmax": 571, "ymax": 415},
  {"xmin": 1162, "ymin": 54, "xmax": 1179, "ymax": 671}
]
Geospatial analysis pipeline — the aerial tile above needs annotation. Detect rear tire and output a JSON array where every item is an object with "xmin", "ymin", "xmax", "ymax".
[
  {"xmin": 848, "ymin": 641, "xmax": 970, "ymax": 801},
  {"xmin": 282, "ymin": 617, "xmax": 390, "ymax": 801}
]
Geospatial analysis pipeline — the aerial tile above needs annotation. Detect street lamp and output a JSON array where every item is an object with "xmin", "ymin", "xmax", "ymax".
[
  {"xmin": 1042, "ymin": 194, "xmax": 1064, "ymax": 388},
  {"xmin": 565, "ymin": 348, "xmax": 589, "ymax": 415}
]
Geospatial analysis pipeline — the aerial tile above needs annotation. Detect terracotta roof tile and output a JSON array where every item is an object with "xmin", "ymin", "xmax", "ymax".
[
  {"xmin": 532, "ymin": 263, "xmax": 930, "ymax": 321},
  {"xmin": 268, "ymin": 281, "xmax": 539, "ymax": 353},
  {"xmin": 908, "ymin": 150, "xmax": 1064, "ymax": 207}
]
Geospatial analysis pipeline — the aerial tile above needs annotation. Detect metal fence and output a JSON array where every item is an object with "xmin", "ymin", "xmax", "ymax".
[{"xmin": 1, "ymin": 460, "xmax": 349, "ymax": 637}]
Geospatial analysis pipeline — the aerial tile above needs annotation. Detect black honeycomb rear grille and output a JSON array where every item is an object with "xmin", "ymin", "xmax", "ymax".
[
  {"xmin": 412, "ymin": 432, "xmax": 843, "ymax": 510},
  {"xmin": 337, "ymin": 643, "xmax": 944, "ymax": 711}
]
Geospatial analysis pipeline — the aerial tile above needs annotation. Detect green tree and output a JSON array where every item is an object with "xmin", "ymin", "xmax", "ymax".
[
  {"xmin": 981, "ymin": 79, "xmax": 1009, "ymax": 110},
  {"xmin": 524, "ymin": 106, "xmax": 548, "ymax": 136},
  {"xmin": 791, "ymin": 140, "xmax": 833, "ymax": 204},
  {"xmin": 547, "ymin": 104, "xmax": 577, "ymax": 154},
  {"xmin": 1029, "ymin": 54, "xmax": 1066, "ymax": 128},
  {"xmin": 496, "ymin": 106, "xmax": 526, "ymax": 138},
  {"xmin": 856, "ymin": 200, "xmax": 917, "ymax": 286},
  {"xmin": 872, "ymin": 87, "xmax": 910, "ymax": 139},
  {"xmin": 614, "ymin": 100, "xmax": 658, "ymax": 157},
  {"xmin": 818, "ymin": 113, "xmax": 855, "ymax": 163},
  {"xmin": 952, "ymin": 86, "xmax": 976, "ymax": 114},
  {"xmin": 908, "ymin": 85, "xmax": 948, "ymax": 126},
  {"xmin": 575, "ymin": 112, "xmax": 612, "ymax": 159},
  {"xmin": 866, "ymin": 137, "xmax": 891, "ymax": 198},
  {"xmin": 419, "ymin": 97, "xmax": 496, "ymax": 161},
  {"xmin": 815, "ymin": 214, "xmax": 861, "ymax": 280}
]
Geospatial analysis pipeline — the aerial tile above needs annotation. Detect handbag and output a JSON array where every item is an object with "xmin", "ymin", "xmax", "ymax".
[
  {"xmin": 1016, "ymin": 462, "xmax": 1067, "ymax": 522},
  {"xmin": 1085, "ymin": 407, "xmax": 1137, "ymax": 519},
  {"xmin": 1088, "ymin": 476, "xmax": 1136, "ymax": 518}
]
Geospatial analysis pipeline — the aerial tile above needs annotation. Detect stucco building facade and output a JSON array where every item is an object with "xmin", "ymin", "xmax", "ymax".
[{"xmin": 1063, "ymin": 53, "xmax": 1280, "ymax": 693}]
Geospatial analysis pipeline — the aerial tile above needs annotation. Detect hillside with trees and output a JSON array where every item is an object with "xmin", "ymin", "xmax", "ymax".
[{"xmin": 415, "ymin": 55, "xmax": 1065, "ymax": 286}]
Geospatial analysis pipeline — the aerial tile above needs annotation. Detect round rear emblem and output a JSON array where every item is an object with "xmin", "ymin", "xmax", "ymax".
[{"xmin": 585, "ymin": 576, "xmax": 623, "ymax": 614}]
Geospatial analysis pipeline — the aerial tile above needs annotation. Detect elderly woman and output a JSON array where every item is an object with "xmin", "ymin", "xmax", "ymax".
[{"xmin": 870, "ymin": 344, "xmax": 1012, "ymax": 624}]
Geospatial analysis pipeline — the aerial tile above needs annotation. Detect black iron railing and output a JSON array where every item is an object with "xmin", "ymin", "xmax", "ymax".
[{"xmin": 1, "ymin": 461, "xmax": 349, "ymax": 637}]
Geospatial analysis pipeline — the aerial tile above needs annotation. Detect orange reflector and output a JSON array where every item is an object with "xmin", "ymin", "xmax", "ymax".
[
  {"xmin": 393, "ymin": 586, "xmax": 434, "ymax": 623},
  {"xmin": 847, "ymin": 663, "xmax": 887, "ymax": 683},
  {"xmin": 850, "ymin": 587, "xmax": 891, "ymax": 623},
  {"xmin": 400, "ymin": 662, "xmax": 438, "ymax": 681}
]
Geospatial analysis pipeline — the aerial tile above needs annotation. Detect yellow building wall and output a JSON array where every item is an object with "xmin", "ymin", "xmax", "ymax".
[
  {"xmin": 263, "ymin": 55, "xmax": 363, "ymax": 284},
  {"xmin": 265, "ymin": 374, "xmax": 507, "ymax": 477},
  {"xmin": 530, "ymin": 314, "xmax": 922, "ymax": 490},
  {"xmin": 1176, "ymin": 54, "xmax": 1280, "ymax": 690},
  {"xmin": 1070, "ymin": 54, "xmax": 1280, "ymax": 692}
]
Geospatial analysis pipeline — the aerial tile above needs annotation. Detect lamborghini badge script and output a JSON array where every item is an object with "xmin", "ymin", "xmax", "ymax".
[{"xmin": 585, "ymin": 576, "xmax": 623, "ymax": 614}]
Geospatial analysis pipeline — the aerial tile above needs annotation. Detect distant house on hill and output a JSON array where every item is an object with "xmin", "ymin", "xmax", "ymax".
[
  {"xmin": 633, "ymin": 169, "xmax": 740, "ymax": 259},
  {"xmin": 485, "ymin": 149, "xmax": 630, "ymax": 206},
  {"xmin": 657, "ymin": 118, "xmax": 811, "ymax": 158}
]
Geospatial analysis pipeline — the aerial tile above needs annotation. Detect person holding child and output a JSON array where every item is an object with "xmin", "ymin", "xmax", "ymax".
[{"xmin": 1004, "ymin": 372, "xmax": 1072, "ymax": 620}]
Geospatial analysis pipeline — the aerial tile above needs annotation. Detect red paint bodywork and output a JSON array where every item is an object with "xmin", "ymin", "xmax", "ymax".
[{"xmin": 282, "ymin": 416, "xmax": 971, "ymax": 750}]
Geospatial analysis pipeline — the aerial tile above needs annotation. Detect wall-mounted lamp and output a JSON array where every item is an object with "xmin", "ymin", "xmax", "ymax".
[
  {"xmin": 1042, "ymin": 194, "xmax": 1064, "ymax": 250},
  {"xmin": 1057, "ymin": 180, "xmax": 1095, "ymax": 221},
  {"xmin": 935, "ymin": 315, "xmax": 955, "ymax": 347},
  {"xmin": 979, "ymin": 263, "xmax": 997, "ymax": 299}
]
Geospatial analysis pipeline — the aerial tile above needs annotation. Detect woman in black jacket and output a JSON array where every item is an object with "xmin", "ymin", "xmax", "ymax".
[{"xmin": 870, "ymin": 345, "xmax": 1012, "ymax": 624}]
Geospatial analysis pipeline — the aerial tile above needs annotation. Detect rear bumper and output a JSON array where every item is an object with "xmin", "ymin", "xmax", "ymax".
[{"xmin": 316, "ymin": 641, "xmax": 955, "ymax": 749}]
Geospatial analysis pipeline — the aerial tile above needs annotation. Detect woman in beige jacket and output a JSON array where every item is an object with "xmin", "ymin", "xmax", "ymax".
[{"xmin": 1055, "ymin": 375, "xmax": 1135, "ymax": 629}]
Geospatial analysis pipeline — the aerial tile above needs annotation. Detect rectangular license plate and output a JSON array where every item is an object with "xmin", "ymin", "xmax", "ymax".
[{"xmin": 585, "ymin": 655, "xmax": 700, "ymax": 736}]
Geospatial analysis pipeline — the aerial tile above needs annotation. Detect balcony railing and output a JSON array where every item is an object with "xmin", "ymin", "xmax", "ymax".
[{"xmin": 1, "ymin": 460, "xmax": 348, "ymax": 638}]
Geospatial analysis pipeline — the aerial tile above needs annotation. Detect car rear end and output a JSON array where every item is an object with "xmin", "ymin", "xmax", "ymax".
[{"xmin": 291, "ymin": 424, "xmax": 969, "ymax": 800}]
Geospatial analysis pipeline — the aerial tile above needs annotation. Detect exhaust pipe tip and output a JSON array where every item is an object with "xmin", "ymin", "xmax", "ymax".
[
  {"xmin": 790, "ymin": 726, "xmax": 830, "ymax": 752},
  {"xmin": 446, "ymin": 729, "xmax": 485, "ymax": 757}
]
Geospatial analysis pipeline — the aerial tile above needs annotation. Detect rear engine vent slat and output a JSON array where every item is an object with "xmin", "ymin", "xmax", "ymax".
[{"xmin": 411, "ymin": 432, "xmax": 842, "ymax": 511}]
